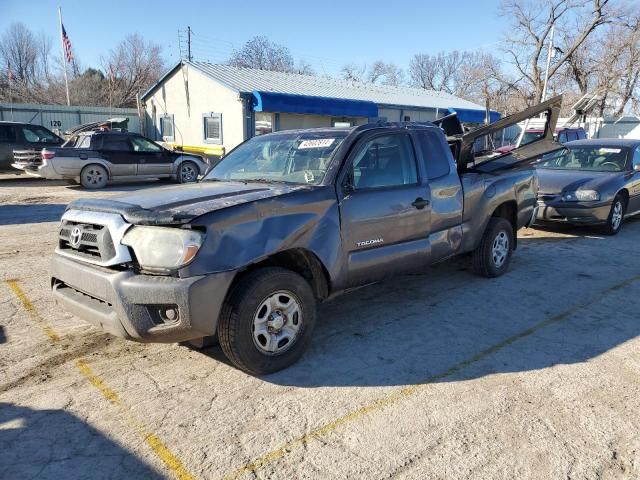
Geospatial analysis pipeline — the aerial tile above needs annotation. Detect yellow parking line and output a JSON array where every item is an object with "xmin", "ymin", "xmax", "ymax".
[
  {"xmin": 6, "ymin": 279, "xmax": 196, "ymax": 480},
  {"xmin": 6, "ymin": 279, "xmax": 60, "ymax": 342},
  {"xmin": 75, "ymin": 360, "xmax": 196, "ymax": 480},
  {"xmin": 224, "ymin": 273, "xmax": 640, "ymax": 480}
]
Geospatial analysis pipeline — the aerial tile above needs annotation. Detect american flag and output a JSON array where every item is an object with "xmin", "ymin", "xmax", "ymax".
[{"xmin": 61, "ymin": 24, "xmax": 72, "ymax": 63}]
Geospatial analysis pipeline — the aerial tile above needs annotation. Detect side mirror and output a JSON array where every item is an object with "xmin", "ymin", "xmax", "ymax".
[{"xmin": 343, "ymin": 172, "xmax": 356, "ymax": 195}]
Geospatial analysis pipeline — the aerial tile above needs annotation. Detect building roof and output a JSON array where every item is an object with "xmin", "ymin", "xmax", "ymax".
[{"xmin": 143, "ymin": 61, "xmax": 487, "ymax": 112}]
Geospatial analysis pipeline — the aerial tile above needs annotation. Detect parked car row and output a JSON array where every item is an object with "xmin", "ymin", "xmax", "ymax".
[
  {"xmin": 2, "ymin": 120, "xmax": 208, "ymax": 188},
  {"xmin": 534, "ymin": 138, "xmax": 640, "ymax": 235}
]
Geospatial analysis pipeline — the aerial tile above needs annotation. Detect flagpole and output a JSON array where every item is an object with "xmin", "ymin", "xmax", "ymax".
[
  {"xmin": 58, "ymin": 6, "xmax": 70, "ymax": 106},
  {"xmin": 8, "ymin": 68, "xmax": 13, "ymax": 120}
]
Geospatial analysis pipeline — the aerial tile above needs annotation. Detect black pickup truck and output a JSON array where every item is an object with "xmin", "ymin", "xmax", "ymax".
[
  {"xmin": 14, "ymin": 131, "xmax": 208, "ymax": 188},
  {"xmin": 50, "ymin": 97, "xmax": 563, "ymax": 374}
]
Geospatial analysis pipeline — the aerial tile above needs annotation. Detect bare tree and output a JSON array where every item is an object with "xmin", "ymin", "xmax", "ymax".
[
  {"xmin": 104, "ymin": 34, "xmax": 164, "ymax": 107},
  {"xmin": 295, "ymin": 59, "xmax": 315, "ymax": 76},
  {"xmin": 0, "ymin": 23, "xmax": 38, "ymax": 86},
  {"xmin": 500, "ymin": 0, "xmax": 616, "ymax": 105},
  {"xmin": 340, "ymin": 63, "xmax": 367, "ymax": 82},
  {"xmin": 366, "ymin": 61, "xmax": 404, "ymax": 86},
  {"xmin": 228, "ymin": 36, "xmax": 295, "ymax": 73}
]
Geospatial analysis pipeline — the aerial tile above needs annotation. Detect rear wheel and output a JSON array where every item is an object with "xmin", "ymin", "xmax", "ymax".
[
  {"xmin": 80, "ymin": 164, "xmax": 108, "ymax": 189},
  {"xmin": 472, "ymin": 217, "xmax": 514, "ymax": 278},
  {"xmin": 217, "ymin": 267, "xmax": 316, "ymax": 375},
  {"xmin": 600, "ymin": 195, "xmax": 625, "ymax": 235}
]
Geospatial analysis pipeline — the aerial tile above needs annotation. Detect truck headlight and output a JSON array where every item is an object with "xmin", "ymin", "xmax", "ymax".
[
  {"xmin": 562, "ymin": 190, "xmax": 600, "ymax": 202},
  {"xmin": 122, "ymin": 226, "xmax": 204, "ymax": 272}
]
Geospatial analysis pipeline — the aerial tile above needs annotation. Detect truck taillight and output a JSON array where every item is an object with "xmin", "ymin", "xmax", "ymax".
[{"xmin": 42, "ymin": 150, "xmax": 55, "ymax": 160}]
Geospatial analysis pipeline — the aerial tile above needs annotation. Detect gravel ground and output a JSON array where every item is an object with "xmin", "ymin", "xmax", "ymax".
[{"xmin": 1, "ymin": 173, "xmax": 639, "ymax": 480}]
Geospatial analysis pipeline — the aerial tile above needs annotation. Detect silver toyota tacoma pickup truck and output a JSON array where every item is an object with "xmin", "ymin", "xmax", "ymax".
[{"xmin": 51, "ymin": 97, "xmax": 562, "ymax": 374}]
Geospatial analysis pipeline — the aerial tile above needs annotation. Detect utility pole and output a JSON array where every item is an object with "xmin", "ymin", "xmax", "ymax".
[
  {"xmin": 541, "ymin": 23, "xmax": 555, "ymax": 103},
  {"xmin": 187, "ymin": 26, "xmax": 192, "ymax": 62}
]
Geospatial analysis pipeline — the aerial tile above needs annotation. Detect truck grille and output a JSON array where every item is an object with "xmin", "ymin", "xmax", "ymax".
[
  {"xmin": 59, "ymin": 221, "xmax": 116, "ymax": 262},
  {"xmin": 13, "ymin": 149, "xmax": 43, "ymax": 166}
]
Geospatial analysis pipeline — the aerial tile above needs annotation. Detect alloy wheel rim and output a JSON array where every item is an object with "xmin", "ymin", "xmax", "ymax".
[
  {"xmin": 87, "ymin": 169, "xmax": 103, "ymax": 185},
  {"xmin": 181, "ymin": 164, "xmax": 196, "ymax": 182},
  {"xmin": 611, "ymin": 201, "xmax": 623, "ymax": 230},
  {"xmin": 252, "ymin": 290, "xmax": 302, "ymax": 355},
  {"xmin": 492, "ymin": 230, "xmax": 509, "ymax": 268}
]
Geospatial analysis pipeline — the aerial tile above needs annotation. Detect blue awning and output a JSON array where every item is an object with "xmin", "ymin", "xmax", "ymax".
[
  {"xmin": 447, "ymin": 107, "xmax": 501, "ymax": 123},
  {"xmin": 252, "ymin": 91, "xmax": 378, "ymax": 118}
]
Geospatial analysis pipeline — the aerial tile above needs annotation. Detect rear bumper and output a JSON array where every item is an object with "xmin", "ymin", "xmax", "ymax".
[
  {"xmin": 50, "ymin": 253, "xmax": 236, "ymax": 343},
  {"xmin": 534, "ymin": 201, "xmax": 611, "ymax": 225},
  {"xmin": 13, "ymin": 163, "xmax": 66, "ymax": 179}
]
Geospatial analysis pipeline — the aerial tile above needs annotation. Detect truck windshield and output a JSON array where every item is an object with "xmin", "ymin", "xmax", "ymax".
[
  {"xmin": 538, "ymin": 146, "xmax": 629, "ymax": 172},
  {"xmin": 204, "ymin": 131, "xmax": 348, "ymax": 185}
]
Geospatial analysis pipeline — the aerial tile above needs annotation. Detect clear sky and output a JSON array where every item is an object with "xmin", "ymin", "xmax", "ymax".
[{"xmin": 1, "ymin": 0, "xmax": 509, "ymax": 76}]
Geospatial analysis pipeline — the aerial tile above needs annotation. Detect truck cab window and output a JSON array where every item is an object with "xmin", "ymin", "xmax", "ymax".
[
  {"xmin": 350, "ymin": 134, "xmax": 418, "ymax": 189},
  {"xmin": 418, "ymin": 130, "xmax": 451, "ymax": 179}
]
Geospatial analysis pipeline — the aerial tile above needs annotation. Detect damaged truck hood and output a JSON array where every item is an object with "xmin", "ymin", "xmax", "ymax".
[{"xmin": 65, "ymin": 181, "xmax": 311, "ymax": 225}]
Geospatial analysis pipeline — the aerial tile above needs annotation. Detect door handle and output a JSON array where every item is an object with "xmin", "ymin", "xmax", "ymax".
[{"xmin": 412, "ymin": 197, "xmax": 430, "ymax": 209}]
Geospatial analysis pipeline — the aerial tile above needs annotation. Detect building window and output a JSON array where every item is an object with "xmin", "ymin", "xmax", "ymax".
[
  {"xmin": 203, "ymin": 113, "xmax": 223, "ymax": 144},
  {"xmin": 255, "ymin": 112, "xmax": 273, "ymax": 136},
  {"xmin": 332, "ymin": 117, "xmax": 352, "ymax": 128},
  {"xmin": 403, "ymin": 115, "xmax": 411, "ymax": 122},
  {"xmin": 160, "ymin": 115, "xmax": 174, "ymax": 142}
]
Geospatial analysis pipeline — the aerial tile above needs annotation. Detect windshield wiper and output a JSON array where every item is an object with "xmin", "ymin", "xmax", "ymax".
[{"xmin": 241, "ymin": 178, "xmax": 292, "ymax": 184}]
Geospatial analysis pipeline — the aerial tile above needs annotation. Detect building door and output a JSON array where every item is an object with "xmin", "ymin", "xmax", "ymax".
[{"xmin": 151, "ymin": 105, "xmax": 157, "ymax": 140}]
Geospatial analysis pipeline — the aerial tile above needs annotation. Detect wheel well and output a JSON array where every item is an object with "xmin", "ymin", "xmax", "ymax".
[
  {"xmin": 491, "ymin": 201, "xmax": 518, "ymax": 248},
  {"xmin": 239, "ymin": 249, "xmax": 331, "ymax": 300},
  {"xmin": 179, "ymin": 158, "xmax": 204, "ymax": 175},
  {"xmin": 618, "ymin": 189, "xmax": 629, "ymax": 206}
]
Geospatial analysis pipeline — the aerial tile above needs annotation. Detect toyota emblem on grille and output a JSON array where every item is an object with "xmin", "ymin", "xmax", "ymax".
[{"xmin": 69, "ymin": 226, "xmax": 82, "ymax": 248}]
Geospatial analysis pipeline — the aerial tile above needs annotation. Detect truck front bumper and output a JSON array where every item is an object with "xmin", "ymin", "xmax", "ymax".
[{"xmin": 50, "ymin": 253, "xmax": 236, "ymax": 343}]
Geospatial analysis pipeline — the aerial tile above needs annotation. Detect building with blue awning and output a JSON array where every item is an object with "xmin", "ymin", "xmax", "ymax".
[{"xmin": 141, "ymin": 61, "xmax": 499, "ymax": 156}]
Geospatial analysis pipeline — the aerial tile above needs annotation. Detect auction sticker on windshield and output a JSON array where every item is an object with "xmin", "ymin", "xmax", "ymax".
[
  {"xmin": 298, "ymin": 139, "xmax": 335, "ymax": 149},
  {"xmin": 598, "ymin": 148, "xmax": 622, "ymax": 154}
]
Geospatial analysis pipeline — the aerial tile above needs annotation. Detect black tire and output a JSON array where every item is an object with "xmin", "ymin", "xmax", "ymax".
[
  {"xmin": 80, "ymin": 164, "xmax": 108, "ymax": 189},
  {"xmin": 177, "ymin": 160, "xmax": 199, "ymax": 184},
  {"xmin": 217, "ymin": 267, "xmax": 316, "ymax": 375},
  {"xmin": 599, "ymin": 194, "xmax": 625, "ymax": 236},
  {"xmin": 472, "ymin": 217, "xmax": 514, "ymax": 278}
]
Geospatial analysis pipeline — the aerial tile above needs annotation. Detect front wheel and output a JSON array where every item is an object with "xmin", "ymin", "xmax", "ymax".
[
  {"xmin": 472, "ymin": 217, "xmax": 514, "ymax": 278},
  {"xmin": 217, "ymin": 268, "xmax": 317, "ymax": 375},
  {"xmin": 600, "ymin": 195, "xmax": 625, "ymax": 235},
  {"xmin": 177, "ymin": 161, "xmax": 199, "ymax": 184}
]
